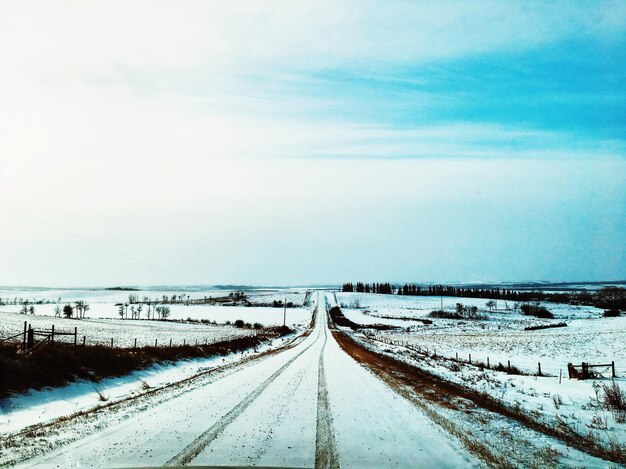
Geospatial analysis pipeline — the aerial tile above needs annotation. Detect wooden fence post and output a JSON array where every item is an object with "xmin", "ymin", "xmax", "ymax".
[
  {"xmin": 27, "ymin": 326, "xmax": 34, "ymax": 350},
  {"xmin": 612, "ymin": 361, "xmax": 616, "ymax": 378},
  {"xmin": 508, "ymin": 360, "xmax": 510, "ymax": 370},
  {"xmin": 538, "ymin": 362, "xmax": 542, "ymax": 376},
  {"xmin": 51, "ymin": 325, "xmax": 55, "ymax": 345},
  {"xmin": 155, "ymin": 339, "xmax": 158, "ymax": 347},
  {"xmin": 469, "ymin": 353, "xmax": 471, "ymax": 364},
  {"xmin": 487, "ymin": 357, "xmax": 490, "ymax": 368},
  {"xmin": 22, "ymin": 321, "xmax": 27, "ymax": 354},
  {"xmin": 134, "ymin": 338, "xmax": 137, "ymax": 349},
  {"xmin": 183, "ymin": 339, "xmax": 186, "ymax": 346},
  {"xmin": 82, "ymin": 335, "xmax": 86, "ymax": 347},
  {"xmin": 456, "ymin": 352, "xmax": 458, "ymax": 361},
  {"xmin": 559, "ymin": 369, "xmax": 562, "ymax": 384},
  {"xmin": 111, "ymin": 338, "xmax": 113, "ymax": 348},
  {"xmin": 74, "ymin": 327, "xmax": 77, "ymax": 347},
  {"xmin": 169, "ymin": 338, "xmax": 172, "ymax": 347}
]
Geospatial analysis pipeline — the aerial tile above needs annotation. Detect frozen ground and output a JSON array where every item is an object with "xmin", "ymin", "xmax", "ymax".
[
  {"xmin": 0, "ymin": 311, "xmax": 259, "ymax": 347},
  {"xmin": 1, "ymin": 293, "xmax": 619, "ymax": 468},
  {"xmin": 0, "ymin": 286, "xmax": 308, "ymax": 307},
  {"xmin": 2, "ymin": 294, "xmax": 480, "ymax": 468},
  {"xmin": 337, "ymin": 292, "xmax": 624, "ymax": 377},
  {"xmin": 333, "ymin": 292, "xmax": 626, "ymax": 455},
  {"xmin": 351, "ymin": 332, "xmax": 626, "ymax": 454},
  {"xmin": 0, "ymin": 332, "xmax": 297, "ymax": 435},
  {"xmin": 0, "ymin": 287, "xmax": 312, "ymax": 332}
]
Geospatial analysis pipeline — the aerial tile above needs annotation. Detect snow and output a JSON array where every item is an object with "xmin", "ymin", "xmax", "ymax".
[
  {"xmin": 0, "ymin": 287, "xmax": 313, "ymax": 331},
  {"xmin": 337, "ymin": 292, "xmax": 623, "ymax": 377},
  {"xmin": 2, "ymin": 291, "xmax": 623, "ymax": 467},
  {"xmin": 358, "ymin": 333, "xmax": 626, "ymax": 453},
  {"xmin": 3, "ymin": 293, "xmax": 480, "ymax": 468},
  {"xmin": 0, "ymin": 311, "xmax": 256, "ymax": 348},
  {"xmin": 323, "ymin": 323, "xmax": 477, "ymax": 468},
  {"xmin": 336, "ymin": 290, "xmax": 626, "ymax": 452}
]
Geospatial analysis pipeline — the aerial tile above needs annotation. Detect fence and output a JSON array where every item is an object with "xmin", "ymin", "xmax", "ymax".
[
  {"xmin": 567, "ymin": 362, "xmax": 616, "ymax": 380},
  {"xmin": 0, "ymin": 321, "xmax": 78, "ymax": 354},
  {"xmin": 366, "ymin": 332, "xmax": 622, "ymax": 381},
  {"xmin": 0, "ymin": 321, "xmax": 264, "ymax": 353}
]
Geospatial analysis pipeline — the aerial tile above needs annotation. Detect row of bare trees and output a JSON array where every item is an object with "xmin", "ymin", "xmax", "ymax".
[{"xmin": 117, "ymin": 303, "xmax": 170, "ymax": 320}]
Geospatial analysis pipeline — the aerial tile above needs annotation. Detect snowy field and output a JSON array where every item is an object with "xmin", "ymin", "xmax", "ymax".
[
  {"xmin": 352, "ymin": 334, "xmax": 626, "ymax": 452},
  {"xmin": 336, "ymin": 292, "xmax": 624, "ymax": 377},
  {"xmin": 339, "ymin": 292, "xmax": 626, "ymax": 449},
  {"xmin": 1, "ymin": 292, "xmax": 621, "ymax": 468},
  {"xmin": 0, "ymin": 312, "xmax": 257, "ymax": 348},
  {"xmin": 0, "ymin": 288, "xmax": 315, "ymax": 342},
  {"xmin": 0, "ymin": 304, "xmax": 312, "ymax": 329},
  {"xmin": 0, "ymin": 287, "xmax": 308, "ymax": 307},
  {"xmin": 331, "ymin": 293, "xmax": 626, "ymax": 452}
]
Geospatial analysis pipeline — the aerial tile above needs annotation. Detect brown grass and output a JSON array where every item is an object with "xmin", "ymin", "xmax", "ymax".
[{"xmin": 0, "ymin": 334, "xmax": 272, "ymax": 397}]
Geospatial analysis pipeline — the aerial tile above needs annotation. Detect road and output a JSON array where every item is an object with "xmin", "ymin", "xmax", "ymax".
[{"xmin": 16, "ymin": 293, "xmax": 476, "ymax": 468}]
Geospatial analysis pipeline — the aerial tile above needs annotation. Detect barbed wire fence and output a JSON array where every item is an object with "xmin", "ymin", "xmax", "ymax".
[{"xmin": 365, "ymin": 332, "xmax": 624, "ymax": 380}]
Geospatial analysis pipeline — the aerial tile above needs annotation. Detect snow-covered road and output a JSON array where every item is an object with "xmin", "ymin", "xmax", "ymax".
[{"xmin": 15, "ymin": 293, "xmax": 476, "ymax": 468}]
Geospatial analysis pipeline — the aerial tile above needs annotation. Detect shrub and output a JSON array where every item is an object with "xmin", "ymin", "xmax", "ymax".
[
  {"xmin": 520, "ymin": 303, "xmax": 554, "ymax": 318},
  {"xmin": 603, "ymin": 381, "xmax": 626, "ymax": 423},
  {"xmin": 0, "ymin": 334, "xmax": 270, "ymax": 397},
  {"xmin": 430, "ymin": 305, "xmax": 485, "ymax": 320},
  {"xmin": 604, "ymin": 309, "xmax": 621, "ymax": 317},
  {"xmin": 594, "ymin": 287, "xmax": 626, "ymax": 310},
  {"xmin": 62, "ymin": 304, "xmax": 73, "ymax": 318},
  {"xmin": 429, "ymin": 310, "xmax": 462, "ymax": 320},
  {"xmin": 234, "ymin": 319, "xmax": 245, "ymax": 328}
]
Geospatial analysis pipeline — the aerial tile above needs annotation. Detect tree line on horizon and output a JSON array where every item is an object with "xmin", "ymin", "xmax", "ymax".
[{"xmin": 341, "ymin": 282, "xmax": 626, "ymax": 310}]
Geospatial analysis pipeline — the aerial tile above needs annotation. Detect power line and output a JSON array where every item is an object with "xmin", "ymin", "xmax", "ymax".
[
  {"xmin": 84, "ymin": 208, "xmax": 212, "ymax": 280},
  {"xmin": 10, "ymin": 208, "xmax": 193, "ymax": 283}
]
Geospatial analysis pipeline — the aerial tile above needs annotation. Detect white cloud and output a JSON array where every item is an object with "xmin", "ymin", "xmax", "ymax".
[{"xmin": 0, "ymin": 1, "xmax": 624, "ymax": 284}]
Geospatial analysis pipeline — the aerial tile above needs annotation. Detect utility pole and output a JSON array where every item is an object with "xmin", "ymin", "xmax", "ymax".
[{"xmin": 283, "ymin": 297, "xmax": 287, "ymax": 327}]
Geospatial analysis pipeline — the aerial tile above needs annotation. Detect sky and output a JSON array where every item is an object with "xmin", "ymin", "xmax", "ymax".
[{"xmin": 0, "ymin": 1, "xmax": 624, "ymax": 287}]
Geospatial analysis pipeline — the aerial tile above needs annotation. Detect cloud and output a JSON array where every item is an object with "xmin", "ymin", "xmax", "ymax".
[{"xmin": 0, "ymin": 1, "xmax": 624, "ymax": 284}]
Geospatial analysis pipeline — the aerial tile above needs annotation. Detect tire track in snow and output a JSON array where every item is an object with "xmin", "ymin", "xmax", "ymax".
[
  {"xmin": 165, "ymin": 319, "xmax": 322, "ymax": 467},
  {"xmin": 314, "ymin": 321, "xmax": 339, "ymax": 469}
]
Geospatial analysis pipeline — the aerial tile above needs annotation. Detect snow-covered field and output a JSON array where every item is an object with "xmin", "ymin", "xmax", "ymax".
[
  {"xmin": 1, "ymin": 292, "xmax": 622, "ymax": 468},
  {"xmin": 1, "ymin": 293, "xmax": 477, "ymax": 468},
  {"xmin": 0, "ymin": 287, "xmax": 309, "ymax": 308},
  {"xmin": 0, "ymin": 312, "xmax": 257, "ymax": 348},
  {"xmin": 0, "ymin": 288, "xmax": 315, "ymax": 344},
  {"xmin": 337, "ymin": 292, "xmax": 624, "ymax": 376},
  {"xmin": 332, "ymin": 292, "xmax": 626, "ymax": 453},
  {"xmin": 352, "ymin": 333, "xmax": 626, "ymax": 453}
]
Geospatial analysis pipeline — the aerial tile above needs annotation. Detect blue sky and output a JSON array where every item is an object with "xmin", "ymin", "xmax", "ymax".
[{"xmin": 0, "ymin": 1, "xmax": 624, "ymax": 286}]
